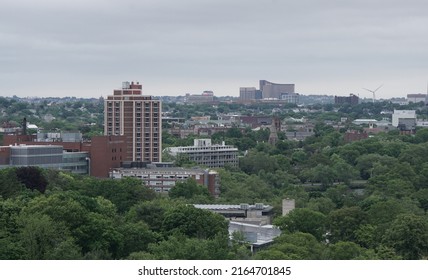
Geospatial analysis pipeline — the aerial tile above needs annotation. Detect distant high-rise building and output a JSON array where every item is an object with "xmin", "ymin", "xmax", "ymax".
[
  {"xmin": 239, "ymin": 87, "xmax": 257, "ymax": 100},
  {"xmin": 104, "ymin": 81, "xmax": 162, "ymax": 162},
  {"xmin": 239, "ymin": 80, "xmax": 297, "ymax": 103},
  {"xmin": 259, "ymin": 80, "xmax": 295, "ymax": 99}
]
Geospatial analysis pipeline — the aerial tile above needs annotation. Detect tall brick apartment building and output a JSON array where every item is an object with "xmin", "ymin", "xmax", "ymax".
[{"xmin": 104, "ymin": 81, "xmax": 162, "ymax": 162}]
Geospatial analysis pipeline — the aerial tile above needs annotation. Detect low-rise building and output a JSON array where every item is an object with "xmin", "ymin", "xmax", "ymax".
[
  {"xmin": 185, "ymin": 91, "xmax": 216, "ymax": 104},
  {"xmin": 110, "ymin": 165, "xmax": 220, "ymax": 197},
  {"xmin": 3, "ymin": 133, "xmax": 126, "ymax": 177},
  {"xmin": 167, "ymin": 139, "xmax": 239, "ymax": 168},
  {"xmin": 0, "ymin": 145, "xmax": 89, "ymax": 174},
  {"xmin": 193, "ymin": 203, "xmax": 274, "ymax": 225}
]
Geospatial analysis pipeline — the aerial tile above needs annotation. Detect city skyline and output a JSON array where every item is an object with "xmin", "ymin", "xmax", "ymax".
[{"xmin": 1, "ymin": 0, "xmax": 427, "ymax": 99}]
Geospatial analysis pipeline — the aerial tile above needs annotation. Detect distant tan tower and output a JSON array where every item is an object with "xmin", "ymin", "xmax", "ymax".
[
  {"xmin": 104, "ymin": 81, "xmax": 162, "ymax": 162},
  {"xmin": 282, "ymin": 198, "xmax": 295, "ymax": 216}
]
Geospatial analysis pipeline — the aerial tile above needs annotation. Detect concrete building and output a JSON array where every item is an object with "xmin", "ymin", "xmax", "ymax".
[
  {"xmin": 104, "ymin": 81, "xmax": 162, "ymax": 162},
  {"xmin": 239, "ymin": 87, "xmax": 261, "ymax": 101},
  {"xmin": 193, "ymin": 203, "xmax": 280, "ymax": 252},
  {"xmin": 259, "ymin": 80, "xmax": 295, "ymax": 100},
  {"xmin": 110, "ymin": 166, "xmax": 220, "ymax": 197},
  {"xmin": 392, "ymin": 110, "xmax": 416, "ymax": 127},
  {"xmin": 167, "ymin": 139, "xmax": 239, "ymax": 168},
  {"xmin": 281, "ymin": 92, "xmax": 299, "ymax": 103},
  {"xmin": 228, "ymin": 222, "xmax": 281, "ymax": 252},
  {"xmin": 193, "ymin": 203, "xmax": 275, "ymax": 225}
]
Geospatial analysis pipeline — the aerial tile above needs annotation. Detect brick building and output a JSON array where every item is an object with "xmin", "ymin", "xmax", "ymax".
[{"xmin": 104, "ymin": 81, "xmax": 162, "ymax": 162}]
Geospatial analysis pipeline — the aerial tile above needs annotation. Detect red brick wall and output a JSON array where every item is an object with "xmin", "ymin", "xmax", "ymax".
[{"xmin": 89, "ymin": 135, "xmax": 127, "ymax": 178}]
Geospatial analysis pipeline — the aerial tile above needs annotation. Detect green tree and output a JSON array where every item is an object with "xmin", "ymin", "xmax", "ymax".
[
  {"xmin": 331, "ymin": 154, "xmax": 358, "ymax": 184},
  {"xmin": 328, "ymin": 206, "xmax": 366, "ymax": 243},
  {"xmin": 15, "ymin": 166, "xmax": 48, "ymax": 193},
  {"xmin": 168, "ymin": 178, "xmax": 211, "ymax": 200},
  {"xmin": 382, "ymin": 214, "xmax": 428, "ymax": 259},
  {"xmin": 77, "ymin": 176, "xmax": 156, "ymax": 213},
  {"xmin": 147, "ymin": 234, "xmax": 230, "ymax": 260},
  {"xmin": 254, "ymin": 232, "xmax": 325, "ymax": 260},
  {"xmin": 161, "ymin": 205, "xmax": 228, "ymax": 240},
  {"xmin": 326, "ymin": 241, "xmax": 374, "ymax": 260},
  {"xmin": 18, "ymin": 213, "xmax": 81, "ymax": 259},
  {"xmin": 116, "ymin": 221, "xmax": 159, "ymax": 259},
  {"xmin": 126, "ymin": 199, "xmax": 172, "ymax": 232},
  {"xmin": 304, "ymin": 164, "xmax": 337, "ymax": 187},
  {"xmin": 274, "ymin": 208, "xmax": 326, "ymax": 241},
  {"xmin": 306, "ymin": 197, "xmax": 336, "ymax": 215},
  {"xmin": 0, "ymin": 168, "xmax": 23, "ymax": 199},
  {"xmin": 413, "ymin": 189, "xmax": 428, "ymax": 213},
  {"xmin": 239, "ymin": 151, "xmax": 279, "ymax": 174}
]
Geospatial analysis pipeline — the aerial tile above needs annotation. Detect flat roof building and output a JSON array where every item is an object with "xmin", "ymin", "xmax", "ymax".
[
  {"xmin": 9, "ymin": 145, "xmax": 63, "ymax": 168},
  {"xmin": 1, "ymin": 145, "xmax": 89, "ymax": 174},
  {"xmin": 392, "ymin": 110, "xmax": 416, "ymax": 127},
  {"xmin": 167, "ymin": 139, "xmax": 239, "ymax": 168},
  {"xmin": 335, "ymin": 94, "xmax": 359, "ymax": 105},
  {"xmin": 185, "ymin": 91, "xmax": 215, "ymax": 104},
  {"xmin": 104, "ymin": 81, "xmax": 162, "ymax": 162},
  {"xmin": 110, "ymin": 166, "xmax": 220, "ymax": 197}
]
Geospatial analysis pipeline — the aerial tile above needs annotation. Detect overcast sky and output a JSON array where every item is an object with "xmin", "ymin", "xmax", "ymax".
[{"xmin": 1, "ymin": 0, "xmax": 427, "ymax": 99}]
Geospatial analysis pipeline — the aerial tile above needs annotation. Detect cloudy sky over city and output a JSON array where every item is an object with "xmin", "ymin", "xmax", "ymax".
[{"xmin": 1, "ymin": 0, "xmax": 427, "ymax": 99}]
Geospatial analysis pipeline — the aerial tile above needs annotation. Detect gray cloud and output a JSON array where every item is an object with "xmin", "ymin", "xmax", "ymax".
[{"xmin": 1, "ymin": 0, "xmax": 427, "ymax": 98}]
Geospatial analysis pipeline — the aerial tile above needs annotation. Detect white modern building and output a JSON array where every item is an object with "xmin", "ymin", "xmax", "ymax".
[
  {"xmin": 167, "ymin": 139, "xmax": 239, "ymax": 168},
  {"xmin": 392, "ymin": 110, "xmax": 416, "ymax": 127}
]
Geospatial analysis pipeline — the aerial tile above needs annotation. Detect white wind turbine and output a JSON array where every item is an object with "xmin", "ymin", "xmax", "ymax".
[{"xmin": 363, "ymin": 84, "xmax": 383, "ymax": 103}]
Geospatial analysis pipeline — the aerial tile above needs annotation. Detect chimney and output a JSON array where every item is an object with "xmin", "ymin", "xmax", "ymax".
[{"xmin": 22, "ymin": 117, "xmax": 27, "ymax": 135}]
